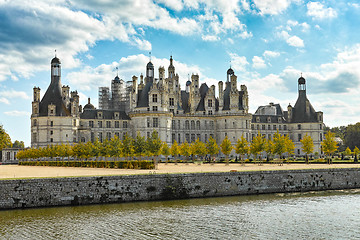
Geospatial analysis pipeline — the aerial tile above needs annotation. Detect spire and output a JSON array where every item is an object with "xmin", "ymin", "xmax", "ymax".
[{"xmin": 149, "ymin": 51, "xmax": 151, "ymax": 62}]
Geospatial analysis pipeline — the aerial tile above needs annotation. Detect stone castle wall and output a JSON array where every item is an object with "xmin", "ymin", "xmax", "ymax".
[{"xmin": 0, "ymin": 168, "xmax": 359, "ymax": 209}]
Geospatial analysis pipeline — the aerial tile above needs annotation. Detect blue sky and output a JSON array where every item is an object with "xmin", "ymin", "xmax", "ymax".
[{"xmin": 1, "ymin": 0, "xmax": 360, "ymax": 147}]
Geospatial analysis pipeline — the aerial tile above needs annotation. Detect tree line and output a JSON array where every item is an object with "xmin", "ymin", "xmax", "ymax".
[{"xmin": 16, "ymin": 130, "xmax": 342, "ymax": 164}]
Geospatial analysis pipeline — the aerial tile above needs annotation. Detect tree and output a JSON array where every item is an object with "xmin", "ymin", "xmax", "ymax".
[
  {"xmin": 170, "ymin": 140, "xmax": 180, "ymax": 164},
  {"xmin": 284, "ymin": 135, "xmax": 295, "ymax": 162},
  {"xmin": 180, "ymin": 141, "xmax": 191, "ymax": 163},
  {"xmin": 206, "ymin": 136, "xmax": 219, "ymax": 163},
  {"xmin": 12, "ymin": 140, "xmax": 24, "ymax": 149},
  {"xmin": 134, "ymin": 133, "xmax": 147, "ymax": 160},
  {"xmin": 344, "ymin": 147, "xmax": 352, "ymax": 158},
  {"xmin": 160, "ymin": 142, "xmax": 170, "ymax": 163},
  {"xmin": 321, "ymin": 131, "xmax": 338, "ymax": 164},
  {"xmin": 354, "ymin": 146, "xmax": 359, "ymax": 163},
  {"xmin": 344, "ymin": 123, "xmax": 360, "ymax": 150},
  {"xmin": 220, "ymin": 136, "xmax": 233, "ymax": 165},
  {"xmin": 272, "ymin": 131, "xmax": 286, "ymax": 165},
  {"xmin": 301, "ymin": 133, "xmax": 314, "ymax": 164},
  {"xmin": 146, "ymin": 130, "xmax": 162, "ymax": 168},
  {"xmin": 0, "ymin": 125, "xmax": 12, "ymax": 150},
  {"xmin": 122, "ymin": 133, "xmax": 135, "ymax": 160},
  {"xmin": 250, "ymin": 132, "xmax": 265, "ymax": 165},
  {"xmin": 190, "ymin": 138, "xmax": 206, "ymax": 162},
  {"xmin": 234, "ymin": 135, "xmax": 249, "ymax": 165},
  {"xmin": 264, "ymin": 139, "xmax": 274, "ymax": 163}
]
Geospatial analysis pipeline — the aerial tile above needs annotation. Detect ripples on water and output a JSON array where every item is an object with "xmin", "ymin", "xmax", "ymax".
[{"xmin": 1, "ymin": 189, "xmax": 360, "ymax": 240}]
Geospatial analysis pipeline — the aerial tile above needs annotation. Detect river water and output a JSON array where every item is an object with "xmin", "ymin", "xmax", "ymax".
[{"xmin": 1, "ymin": 190, "xmax": 360, "ymax": 240}]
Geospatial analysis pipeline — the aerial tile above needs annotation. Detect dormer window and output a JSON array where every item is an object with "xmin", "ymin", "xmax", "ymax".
[
  {"xmin": 152, "ymin": 94, "xmax": 157, "ymax": 103},
  {"xmin": 278, "ymin": 117, "xmax": 282, "ymax": 123},
  {"xmin": 97, "ymin": 112, "xmax": 103, "ymax": 119},
  {"xmin": 256, "ymin": 117, "xmax": 260, "ymax": 123},
  {"xmin": 267, "ymin": 117, "xmax": 271, "ymax": 123}
]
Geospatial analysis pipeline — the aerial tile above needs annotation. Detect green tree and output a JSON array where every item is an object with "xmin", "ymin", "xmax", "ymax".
[
  {"xmin": 264, "ymin": 139, "xmax": 274, "ymax": 162},
  {"xmin": 301, "ymin": 133, "xmax": 314, "ymax": 164},
  {"xmin": 0, "ymin": 125, "xmax": 12, "ymax": 150},
  {"xmin": 180, "ymin": 141, "xmax": 191, "ymax": 163},
  {"xmin": 12, "ymin": 140, "xmax": 24, "ymax": 149},
  {"xmin": 191, "ymin": 138, "xmax": 206, "ymax": 162},
  {"xmin": 206, "ymin": 136, "xmax": 219, "ymax": 163},
  {"xmin": 134, "ymin": 133, "xmax": 147, "ymax": 160},
  {"xmin": 160, "ymin": 142, "xmax": 171, "ymax": 163},
  {"xmin": 146, "ymin": 130, "xmax": 162, "ymax": 168},
  {"xmin": 220, "ymin": 136, "xmax": 233, "ymax": 165},
  {"xmin": 345, "ymin": 147, "xmax": 352, "ymax": 157},
  {"xmin": 250, "ymin": 132, "xmax": 265, "ymax": 165},
  {"xmin": 272, "ymin": 131, "xmax": 286, "ymax": 165},
  {"xmin": 284, "ymin": 135, "xmax": 295, "ymax": 162},
  {"xmin": 170, "ymin": 140, "xmax": 180, "ymax": 164},
  {"xmin": 344, "ymin": 123, "xmax": 360, "ymax": 150},
  {"xmin": 354, "ymin": 146, "xmax": 359, "ymax": 163},
  {"xmin": 235, "ymin": 135, "xmax": 249, "ymax": 165},
  {"xmin": 321, "ymin": 131, "xmax": 338, "ymax": 164},
  {"xmin": 122, "ymin": 133, "xmax": 135, "ymax": 160}
]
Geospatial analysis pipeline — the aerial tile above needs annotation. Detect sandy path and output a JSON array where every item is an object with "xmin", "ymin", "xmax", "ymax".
[{"xmin": 0, "ymin": 163, "xmax": 359, "ymax": 179}]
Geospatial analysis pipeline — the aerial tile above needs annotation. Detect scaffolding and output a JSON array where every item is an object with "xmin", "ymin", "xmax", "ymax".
[{"xmin": 98, "ymin": 87, "xmax": 110, "ymax": 110}]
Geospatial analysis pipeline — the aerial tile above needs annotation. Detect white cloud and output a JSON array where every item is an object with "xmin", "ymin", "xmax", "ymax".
[
  {"xmin": 287, "ymin": 36, "xmax": 304, "ymax": 47},
  {"xmin": 0, "ymin": 90, "xmax": 30, "ymax": 100},
  {"xmin": 253, "ymin": 0, "xmax": 298, "ymax": 15},
  {"xmin": 252, "ymin": 56, "xmax": 266, "ymax": 69},
  {"xmin": 0, "ymin": 97, "xmax": 10, "ymax": 105},
  {"xmin": 4, "ymin": 111, "xmax": 30, "ymax": 117},
  {"xmin": 228, "ymin": 53, "xmax": 249, "ymax": 72},
  {"xmin": 278, "ymin": 31, "xmax": 304, "ymax": 48},
  {"xmin": 155, "ymin": 0, "xmax": 184, "ymax": 11},
  {"xmin": 66, "ymin": 54, "xmax": 203, "ymax": 92},
  {"xmin": 263, "ymin": 50, "xmax": 280, "ymax": 58},
  {"xmin": 238, "ymin": 31, "xmax": 253, "ymax": 39},
  {"xmin": 202, "ymin": 35, "xmax": 220, "ymax": 41},
  {"xmin": 307, "ymin": 2, "xmax": 337, "ymax": 20}
]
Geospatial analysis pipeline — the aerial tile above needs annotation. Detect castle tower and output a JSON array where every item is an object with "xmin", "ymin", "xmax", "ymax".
[{"xmin": 168, "ymin": 55, "xmax": 175, "ymax": 79}]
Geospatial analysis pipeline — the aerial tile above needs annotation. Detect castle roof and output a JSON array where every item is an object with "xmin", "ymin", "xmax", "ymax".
[
  {"xmin": 80, "ymin": 109, "xmax": 130, "ymax": 120},
  {"xmin": 291, "ymin": 90, "xmax": 318, "ymax": 123}
]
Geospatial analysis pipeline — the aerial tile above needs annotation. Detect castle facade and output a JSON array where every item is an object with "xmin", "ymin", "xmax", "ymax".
[{"xmin": 31, "ymin": 56, "xmax": 324, "ymax": 156}]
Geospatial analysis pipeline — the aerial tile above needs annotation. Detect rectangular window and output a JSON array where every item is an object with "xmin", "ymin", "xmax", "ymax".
[
  {"xmin": 185, "ymin": 134, "xmax": 190, "ymax": 142},
  {"xmin": 185, "ymin": 121, "xmax": 190, "ymax": 130},
  {"xmin": 153, "ymin": 106, "xmax": 158, "ymax": 111},
  {"xmin": 279, "ymin": 125, "xmax": 282, "ymax": 130},
  {"xmin": 178, "ymin": 133, "xmax": 181, "ymax": 143},
  {"xmin": 298, "ymin": 134, "xmax": 302, "ymax": 141},
  {"xmin": 147, "ymin": 118, "xmax": 150, "ymax": 128},
  {"xmin": 91, "ymin": 132, "xmax": 94, "ymax": 142},
  {"xmin": 197, "ymin": 134, "xmax": 201, "ymax": 141},
  {"xmin": 50, "ymin": 130, "xmax": 53, "ymax": 135},
  {"xmin": 268, "ymin": 125, "xmax": 271, "ymax": 130},
  {"xmin": 98, "ymin": 121, "xmax": 103, "ymax": 128},
  {"xmin": 205, "ymin": 134, "xmax": 208, "ymax": 142},
  {"xmin": 106, "ymin": 121, "xmax": 111, "ymax": 128},
  {"xmin": 298, "ymin": 124, "xmax": 301, "ymax": 130},
  {"xmin": 169, "ymin": 98, "xmax": 174, "ymax": 106},
  {"xmin": 153, "ymin": 94, "xmax": 157, "ymax": 103},
  {"xmin": 251, "ymin": 124, "xmax": 254, "ymax": 130},
  {"xmin": 89, "ymin": 121, "xmax": 94, "ymax": 128},
  {"xmin": 172, "ymin": 120, "xmax": 176, "ymax": 130},
  {"xmin": 123, "ymin": 121, "xmax": 128, "ymax": 128},
  {"xmin": 262, "ymin": 125, "xmax": 265, "ymax": 130},
  {"xmin": 284, "ymin": 125, "xmax": 287, "ymax": 130},
  {"xmin": 320, "ymin": 124, "xmax": 322, "ymax": 130},
  {"xmin": 153, "ymin": 118, "xmax": 158, "ymax": 127},
  {"xmin": 257, "ymin": 125, "xmax": 259, "ymax": 130},
  {"xmin": 115, "ymin": 132, "xmax": 119, "ymax": 138},
  {"xmin": 107, "ymin": 132, "xmax": 111, "ymax": 140},
  {"xmin": 191, "ymin": 134, "xmax": 195, "ymax": 142},
  {"xmin": 273, "ymin": 125, "xmax": 276, "ymax": 130},
  {"xmin": 208, "ymin": 110, "xmax": 213, "ymax": 115},
  {"xmin": 50, "ymin": 121, "xmax": 53, "ymax": 127},
  {"xmin": 73, "ymin": 119, "xmax": 76, "ymax": 127},
  {"xmin": 268, "ymin": 134, "xmax": 271, "ymax": 140},
  {"xmin": 210, "ymin": 121, "xmax": 214, "ymax": 129},
  {"xmin": 50, "ymin": 138, "xmax": 53, "ymax": 142},
  {"xmin": 208, "ymin": 99, "xmax": 213, "ymax": 107},
  {"xmin": 178, "ymin": 120, "xmax": 181, "ymax": 130},
  {"xmin": 172, "ymin": 133, "xmax": 175, "ymax": 143},
  {"xmin": 115, "ymin": 121, "xmax": 119, "ymax": 128}
]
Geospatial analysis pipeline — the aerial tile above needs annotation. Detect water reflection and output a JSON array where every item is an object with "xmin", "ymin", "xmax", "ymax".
[{"xmin": 1, "ymin": 190, "xmax": 360, "ymax": 239}]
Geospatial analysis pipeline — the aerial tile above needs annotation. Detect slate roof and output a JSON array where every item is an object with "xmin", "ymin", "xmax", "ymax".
[
  {"xmin": 81, "ymin": 109, "xmax": 130, "ymax": 120},
  {"xmin": 137, "ymin": 80, "xmax": 153, "ymax": 108},
  {"xmin": 252, "ymin": 103, "xmax": 286, "ymax": 123},
  {"xmin": 38, "ymin": 77, "xmax": 70, "ymax": 117},
  {"xmin": 181, "ymin": 91, "xmax": 189, "ymax": 113},
  {"xmin": 195, "ymin": 83, "xmax": 209, "ymax": 111},
  {"xmin": 222, "ymin": 81, "xmax": 246, "ymax": 111},
  {"xmin": 290, "ymin": 90, "xmax": 318, "ymax": 123}
]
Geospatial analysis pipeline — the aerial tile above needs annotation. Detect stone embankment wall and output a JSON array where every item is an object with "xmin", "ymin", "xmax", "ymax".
[{"xmin": 0, "ymin": 168, "xmax": 359, "ymax": 209}]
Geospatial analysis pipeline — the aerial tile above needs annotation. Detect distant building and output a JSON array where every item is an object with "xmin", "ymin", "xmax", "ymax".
[
  {"xmin": 31, "ymin": 55, "xmax": 324, "ymax": 156},
  {"xmin": 1, "ymin": 148, "xmax": 23, "ymax": 164}
]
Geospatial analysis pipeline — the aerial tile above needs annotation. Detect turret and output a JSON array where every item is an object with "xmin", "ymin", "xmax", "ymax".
[
  {"xmin": 218, "ymin": 81, "xmax": 224, "ymax": 110},
  {"xmin": 168, "ymin": 55, "xmax": 175, "ymax": 78},
  {"xmin": 287, "ymin": 103, "xmax": 292, "ymax": 121},
  {"xmin": 32, "ymin": 87, "xmax": 40, "ymax": 116}
]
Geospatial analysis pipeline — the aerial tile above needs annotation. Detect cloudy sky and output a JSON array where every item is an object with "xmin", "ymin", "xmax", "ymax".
[{"xmin": 1, "ymin": 0, "xmax": 360, "ymax": 146}]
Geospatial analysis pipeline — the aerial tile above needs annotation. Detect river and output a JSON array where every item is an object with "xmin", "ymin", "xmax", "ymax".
[{"xmin": 1, "ymin": 189, "xmax": 360, "ymax": 239}]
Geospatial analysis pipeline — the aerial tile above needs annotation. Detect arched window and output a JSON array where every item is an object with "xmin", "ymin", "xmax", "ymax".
[
  {"xmin": 196, "ymin": 121, "xmax": 200, "ymax": 130},
  {"xmin": 191, "ymin": 120, "xmax": 195, "ymax": 130},
  {"xmin": 185, "ymin": 120, "xmax": 190, "ymax": 130}
]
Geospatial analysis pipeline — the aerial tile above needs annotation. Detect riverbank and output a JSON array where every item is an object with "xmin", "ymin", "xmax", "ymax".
[
  {"xmin": 0, "ymin": 165, "xmax": 360, "ymax": 210},
  {"xmin": 1, "ymin": 163, "xmax": 360, "ymax": 179}
]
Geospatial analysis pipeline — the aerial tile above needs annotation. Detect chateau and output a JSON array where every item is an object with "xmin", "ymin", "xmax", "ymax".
[{"xmin": 31, "ymin": 55, "xmax": 324, "ymax": 156}]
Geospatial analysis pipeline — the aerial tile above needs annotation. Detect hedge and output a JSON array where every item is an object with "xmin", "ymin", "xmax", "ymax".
[{"xmin": 18, "ymin": 160, "xmax": 154, "ymax": 169}]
